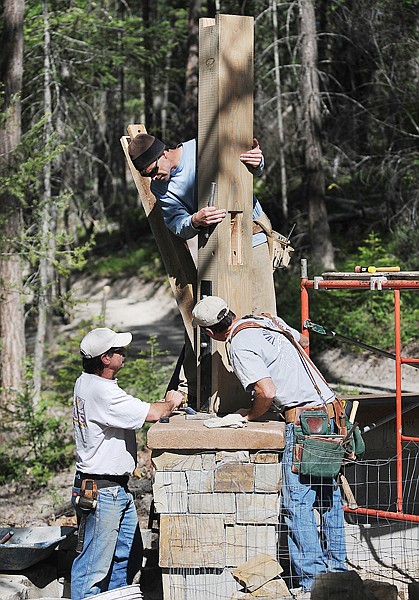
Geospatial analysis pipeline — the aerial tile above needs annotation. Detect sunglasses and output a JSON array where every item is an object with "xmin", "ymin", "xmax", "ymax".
[
  {"xmin": 140, "ymin": 156, "xmax": 161, "ymax": 178},
  {"xmin": 107, "ymin": 347, "xmax": 126, "ymax": 356}
]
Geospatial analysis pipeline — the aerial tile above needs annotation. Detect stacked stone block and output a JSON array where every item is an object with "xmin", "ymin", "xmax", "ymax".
[{"xmin": 151, "ymin": 448, "xmax": 283, "ymax": 599}]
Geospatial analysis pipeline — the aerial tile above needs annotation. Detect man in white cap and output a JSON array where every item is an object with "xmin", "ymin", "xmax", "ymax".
[
  {"xmin": 71, "ymin": 327, "xmax": 183, "ymax": 600},
  {"xmin": 191, "ymin": 297, "xmax": 347, "ymax": 598}
]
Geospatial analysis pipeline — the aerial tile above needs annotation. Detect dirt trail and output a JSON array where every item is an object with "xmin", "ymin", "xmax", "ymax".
[{"xmin": 65, "ymin": 275, "xmax": 184, "ymax": 359}]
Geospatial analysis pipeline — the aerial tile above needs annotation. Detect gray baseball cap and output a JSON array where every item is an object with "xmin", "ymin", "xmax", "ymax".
[{"xmin": 192, "ymin": 296, "xmax": 229, "ymax": 327}]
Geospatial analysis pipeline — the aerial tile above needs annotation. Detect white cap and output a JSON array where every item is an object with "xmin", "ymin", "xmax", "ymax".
[
  {"xmin": 80, "ymin": 328, "xmax": 132, "ymax": 358},
  {"xmin": 192, "ymin": 296, "xmax": 229, "ymax": 327}
]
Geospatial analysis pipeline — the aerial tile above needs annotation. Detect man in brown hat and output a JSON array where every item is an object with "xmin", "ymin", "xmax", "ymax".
[
  {"xmin": 128, "ymin": 133, "xmax": 276, "ymax": 312},
  {"xmin": 128, "ymin": 133, "xmax": 264, "ymax": 237}
]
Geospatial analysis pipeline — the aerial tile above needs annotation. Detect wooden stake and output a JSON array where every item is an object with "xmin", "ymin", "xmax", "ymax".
[{"xmin": 197, "ymin": 14, "xmax": 255, "ymax": 413}]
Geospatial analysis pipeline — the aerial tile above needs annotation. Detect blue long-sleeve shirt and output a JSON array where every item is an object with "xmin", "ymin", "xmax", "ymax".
[{"xmin": 151, "ymin": 139, "xmax": 266, "ymax": 244}]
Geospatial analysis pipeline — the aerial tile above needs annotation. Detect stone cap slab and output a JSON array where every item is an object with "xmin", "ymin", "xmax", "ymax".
[{"xmin": 147, "ymin": 414, "xmax": 285, "ymax": 450}]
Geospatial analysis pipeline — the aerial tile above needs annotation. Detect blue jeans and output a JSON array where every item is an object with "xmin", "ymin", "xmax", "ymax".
[
  {"xmin": 71, "ymin": 485, "xmax": 142, "ymax": 600},
  {"xmin": 282, "ymin": 423, "xmax": 347, "ymax": 592}
]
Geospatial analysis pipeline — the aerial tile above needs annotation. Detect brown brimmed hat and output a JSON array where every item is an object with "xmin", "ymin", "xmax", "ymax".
[{"xmin": 128, "ymin": 133, "xmax": 165, "ymax": 173}]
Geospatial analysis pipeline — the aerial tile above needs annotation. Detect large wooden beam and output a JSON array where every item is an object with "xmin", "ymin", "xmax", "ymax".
[
  {"xmin": 197, "ymin": 15, "xmax": 255, "ymax": 413},
  {"xmin": 120, "ymin": 125, "xmax": 196, "ymax": 348}
]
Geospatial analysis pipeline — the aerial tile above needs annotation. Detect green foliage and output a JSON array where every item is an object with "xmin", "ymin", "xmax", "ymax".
[
  {"xmin": 118, "ymin": 336, "xmax": 172, "ymax": 403},
  {"xmin": 0, "ymin": 369, "xmax": 75, "ymax": 487},
  {"xmin": 389, "ymin": 224, "xmax": 419, "ymax": 268},
  {"xmin": 0, "ymin": 119, "xmax": 63, "ymax": 207},
  {"xmin": 118, "ymin": 336, "xmax": 175, "ymax": 448},
  {"xmin": 275, "ymin": 267, "xmax": 303, "ymax": 328},
  {"xmin": 24, "ymin": 203, "xmax": 90, "ymax": 273},
  {"xmin": 302, "ymin": 233, "xmax": 419, "ymax": 354},
  {"xmin": 0, "ymin": 448, "xmax": 25, "ymax": 484},
  {"xmin": 91, "ymin": 244, "xmax": 164, "ymax": 281},
  {"xmin": 355, "ymin": 232, "xmax": 397, "ymax": 268},
  {"xmin": 0, "ymin": 115, "xmax": 92, "ymax": 323}
]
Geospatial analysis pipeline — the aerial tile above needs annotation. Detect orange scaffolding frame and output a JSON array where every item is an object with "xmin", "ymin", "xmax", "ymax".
[{"xmin": 300, "ymin": 259, "xmax": 419, "ymax": 523}]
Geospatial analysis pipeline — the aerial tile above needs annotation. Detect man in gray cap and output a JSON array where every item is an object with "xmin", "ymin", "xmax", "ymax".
[
  {"xmin": 191, "ymin": 297, "xmax": 347, "ymax": 598},
  {"xmin": 71, "ymin": 327, "xmax": 183, "ymax": 600}
]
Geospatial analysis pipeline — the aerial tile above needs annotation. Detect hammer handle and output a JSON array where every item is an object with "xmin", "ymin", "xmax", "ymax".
[
  {"xmin": 355, "ymin": 265, "xmax": 400, "ymax": 273},
  {"xmin": 349, "ymin": 400, "xmax": 359, "ymax": 424},
  {"xmin": 76, "ymin": 513, "xmax": 87, "ymax": 554},
  {"xmin": 0, "ymin": 531, "xmax": 13, "ymax": 544},
  {"xmin": 340, "ymin": 474, "xmax": 358, "ymax": 510}
]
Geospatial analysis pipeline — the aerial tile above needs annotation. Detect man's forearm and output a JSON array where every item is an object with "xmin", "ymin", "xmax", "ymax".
[
  {"xmin": 246, "ymin": 378, "xmax": 276, "ymax": 421},
  {"xmin": 247, "ymin": 398, "xmax": 273, "ymax": 421},
  {"xmin": 146, "ymin": 391, "xmax": 183, "ymax": 422}
]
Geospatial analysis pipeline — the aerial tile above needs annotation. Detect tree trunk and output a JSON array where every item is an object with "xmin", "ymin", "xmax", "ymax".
[
  {"xmin": 271, "ymin": 0, "xmax": 288, "ymax": 223},
  {"xmin": 142, "ymin": 0, "xmax": 155, "ymax": 132},
  {"xmin": 0, "ymin": 0, "xmax": 26, "ymax": 411},
  {"xmin": 33, "ymin": 0, "xmax": 55, "ymax": 405},
  {"xmin": 298, "ymin": 0, "xmax": 335, "ymax": 269},
  {"xmin": 182, "ymin": 0, "xmax": 201, "ymax": 139}
]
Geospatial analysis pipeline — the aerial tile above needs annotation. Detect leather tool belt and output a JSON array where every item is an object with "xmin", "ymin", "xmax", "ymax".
[
  {"xmin": 74, "ymin": 471, "xmax": 129, "ymax": 490},
  {"xmin": 253, "ymin": 213, "xmax": 294, "ymax": 268},
  {"xmin": 284, "ymin": 400, "xmax": 338, "ymax": 425},
  {"xmin": 75, "ymin": 479, "xmax": 98, "ymax": 554}
]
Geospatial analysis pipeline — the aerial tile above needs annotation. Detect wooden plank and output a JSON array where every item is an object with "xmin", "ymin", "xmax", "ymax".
[
  {"xmin": 120, "ymin": 125, "xmax": 196, "ymax": 347},
  {"xmin": 198, "ymin": 15, "xmax": 255, "ymax": 413}
]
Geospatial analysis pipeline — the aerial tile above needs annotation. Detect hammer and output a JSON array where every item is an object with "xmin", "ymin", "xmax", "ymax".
[
  {"xmin": 0, "ymin": 531, "xmax": 14, "ymax": 544},
  {"xmin": 339, "ymin": 401, "xmax": 360, "ymax": 510},
  {"xmin": 355, "ymin": 265, "xmax": 400, "ymax": 273}
]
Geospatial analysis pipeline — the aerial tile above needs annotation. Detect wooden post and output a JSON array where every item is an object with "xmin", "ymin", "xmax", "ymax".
[
  {"xmin": 120, "ymin": 125, "xmax": 196, "ymax": 348},
  {"xmin": 197, "ymin": 15, "xmax": 255, "ymax": 413}
]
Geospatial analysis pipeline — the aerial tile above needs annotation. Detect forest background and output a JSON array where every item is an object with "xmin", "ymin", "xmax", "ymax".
[{"xmin": 0, "ymin": 0, "xmax": 418, "ymax": 485}]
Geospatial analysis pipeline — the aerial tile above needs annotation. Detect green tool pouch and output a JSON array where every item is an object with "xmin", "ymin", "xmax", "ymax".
[
  {"xmin": 292, "ymin": 420, "xmax": 365, "ymax": 478},
  {"xmin": 300, "ymin": 409, "xmax": 331, "ymax": 436},
  {"xmin": 292, "ymin": 431, "xmax": 346, "ymax": 479},
  {"xmin": 343, "ymin": 417, "xmax": 365, "ymax": 459}
]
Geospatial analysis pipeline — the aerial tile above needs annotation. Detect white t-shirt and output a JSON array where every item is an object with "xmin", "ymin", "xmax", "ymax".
[
  {"xmin": 228, "ymin": 315, "xmax": 335, "ymax": 411},
  {"xmin": 73, "ymin": 372, "xmax": 151, "ymax": 476}
]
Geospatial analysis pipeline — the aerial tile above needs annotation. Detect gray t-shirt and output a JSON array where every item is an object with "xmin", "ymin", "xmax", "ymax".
[{"xmin": 228, "ymin": 315, "xmax": 335, "ymax": 411}]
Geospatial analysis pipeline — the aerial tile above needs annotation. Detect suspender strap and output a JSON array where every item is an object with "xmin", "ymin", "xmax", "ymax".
[{"xmin": 228, "ymin": 314, "xmax": 347, "ymax": 436}]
